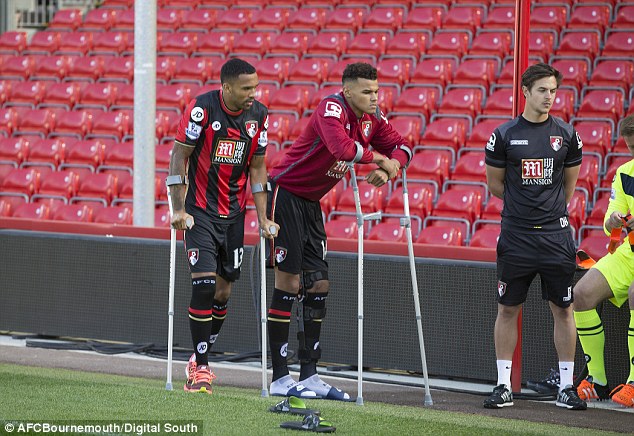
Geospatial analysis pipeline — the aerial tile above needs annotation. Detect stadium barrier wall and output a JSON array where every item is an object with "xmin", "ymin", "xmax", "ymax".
[{"xmin": 0, "ymin": 227, "xmax": 629, "ymax": 385}]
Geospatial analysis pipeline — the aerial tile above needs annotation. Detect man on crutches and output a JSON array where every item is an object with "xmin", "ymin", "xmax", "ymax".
[
  {"xmin": 265, "ymin": 63, "xmax": 411, "ymax": 400},
  {"xmin": 167, "ymin": 58, "xmax": 278, "ymax": 394}
]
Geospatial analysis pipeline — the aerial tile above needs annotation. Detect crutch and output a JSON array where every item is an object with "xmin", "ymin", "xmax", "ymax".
[
  {"xmin": 260, "ymin": 223, "xmax": 278, "ymax": 397},
  {"xmin": 165, "ymin": 182, "xmax": 177, "ymax": 391},
  {"xmin": 400, "ymin": 168, "xmax": 433, "ymax": 406},
  {"xmin": 260, "ymin": 226, "xmax": 269, "ymax": 397},
  {"xmin": 165, "ymin": 180, "xmax": 192, "ymax": 391},
  {"xmin": 347, "ymin": 164, "xmax": 381, "ymax": 406}
]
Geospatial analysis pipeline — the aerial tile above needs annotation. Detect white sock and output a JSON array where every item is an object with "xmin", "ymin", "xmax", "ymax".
[
  {"xmin": 497, "ymin": 360, "xmax": 512, "ymax": 389},
  {"xmin": 559, "ymin": 361, "xmax": 574, "ymax": 392}
]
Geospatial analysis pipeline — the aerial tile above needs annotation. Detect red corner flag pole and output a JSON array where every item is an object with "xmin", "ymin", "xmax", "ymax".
[{"xmin": 511, "ymin": 0, "xmax": 530, "ymax": 394}]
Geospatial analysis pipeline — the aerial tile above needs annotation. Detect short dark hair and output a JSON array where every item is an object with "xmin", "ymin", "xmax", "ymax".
[
  {"xmin": 621, "ymin": 114, "xmax": 634, "ymax": 138},
  {"xmin": 342, "ymin": 62, "xmax": 377, "ymax": 84},
  {"xmin": 521, "ymin": 62, "xmax": 563, "ymax": 90},
  {"xmin": 220, "ymin": 58, "xmax": 256, "ymax": 84}
]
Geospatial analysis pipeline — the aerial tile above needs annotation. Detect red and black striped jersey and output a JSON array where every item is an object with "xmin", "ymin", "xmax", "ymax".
[{"xmin": 175, "ymin": 89, "xmax": 268, "ymax": 222}]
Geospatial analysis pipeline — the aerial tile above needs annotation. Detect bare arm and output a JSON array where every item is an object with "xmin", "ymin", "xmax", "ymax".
[
  {"xmin": 249, "ymin": 155, "xmax": 279, "ymax": 239},
  {"xmin": 486, "ymin": 165, "xmax": 506, "ymax": 199},
  {"xmin": 563, "ymin": 165, "xmax": 580, "ymax": 205},
  {"xmin": 168, "ymin": 141, "xmax": 195, "ymax": 230}
]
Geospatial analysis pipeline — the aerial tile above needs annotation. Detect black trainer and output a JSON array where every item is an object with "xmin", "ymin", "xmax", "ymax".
[
  {"xmin": 556, "ymin": 385, "xmax": 587, "ymax": 410},
  {"xmin": 484, "ymin": 384, "xmax": 514, "ymax": 408}
]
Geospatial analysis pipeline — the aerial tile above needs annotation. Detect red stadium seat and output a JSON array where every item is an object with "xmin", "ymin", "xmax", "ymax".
[
  {"xmin": 576, "ymin": 89, "xmax": 625, "ymax": 124},
  {"xmin": 100, "ymin": 141, "xmax": 133, "ymax": 169},
  {"xmin": 266, "ymin": 113, "xmax": 293, "ymax": 144},
  {"xmin": 0, "ymin": 136, "xmax": 29, "ymax": 165},
  {"xmin": 481, "ymin": 196, "xmax": 503, "ymax": 221},
  {"xmin": 11, "ymin": 202, "xmax": 50, "ymax": 220},
  {"xmin": 568, "ymin": 4, "xmax": 610, "ymax": 33},
  {"xmin": 388, "ymin": 115, "xmax": 423, "ymax": 146},
  {"xmin": 155, "ymin": 203, "xmax": 170, "ymax": 228},
  {"xmin": 575, "ymin": 156, "xmax": 599, "ymax": 198},
  {"xmin": 0, "ymin": 55, "xmax": 36, "ymax": 81},
  {"xmin": 466, "ymin": 119, "xmax": 503, "ymax": 148},
  {"xmin": 437, "ymin": 87, "xmax": 483, "ymax": 119},
  {"xmin": 268, "ymin": 85, "xmax": 314, "ymax": 118},
  {"xmin": 231, "ymin": 32, "xmax": 275, "ymax": 58},
  {"xmin": 79, "ymin": 8, "xmax": 118, "ymax": 31},
  {"xmin": 406, "ymin": 149, "xmax": 450, "ymax": 188},
  {"xmin": 87, "ymin": 111, "xmax": 130, "ymax": 141},
  {"xmin": 470, "ymin": 226, "xmax": 500, "ymax": 248},
  {"xmin": 324, "ymin": 218, "xmax": 358, "ymax": 239},
  {"xmin": 111, "ymin": 8, "xmax": 134, "ymax": 32},
  {"xmin": 93, "ymin": 205, "xmax": 132, "ymax": 224},
  {"xmin": 156, "ymin": 83, "xmax": 190, "ymax": 114},
  {"xmin": 613, "ymin": 5, "xmax": 634, "ymax": 29},
  {"xmin": 155, "ymin": 56, "xmax": 176, "ymax": 84},
  {"xmin": 528, "ymin": 31, "xmax": 556, "ymax": 61},
  {"xmin": 452, "ymin": 58, "xmax": 498, "ymax": 90},
  {"xmin": 0, "ymin": 167, "xmax": 40, "ymax": 196},
  {"xmin": 0, "ymin": 31, "xmax": 28, "ymax": 55},
  {"xmin": 482, "ymin": 88, "xmax": 513, "ymax": 117},
  {"xmin": 550, "ymin": 88, "xmax": 575, "ymax": 122},
  {"xmin": 346, "ymin": 32, "xmax": 389, "ymax": 60},
  {"xmin": 32, "ymin": 169, "xmax": 79, "ymax": 204},
  {"xmin": 0, "ymin": 107, "xmax": 19, "ymax": 136},
  {"xmin": 21, "ymin": 138, "xmax": 65, "ymax": 170},
  {"xmin": 420, "ymin": 117, "xmax": 469, "ymax": 152},
  {"xmin": 48, "ymin": 9, "xmax": 83, "ymax": 32},
  {"xmin": 550, "ymin": 59, "xmax": 588, "ymax": 91},
  {"xmin": 482, "ymin": 6, "xmax": 514, "ymax": 29},
  {"xmin": 363, "ymin": 6, "xmax": 405, "ymax": 33},
  {"xmin": 89, "ymin": 31, "xmax": 130, "ymax": 56},
  {"xmin": 384, "ymin": 184, "xmax": 433, "ymax": 218},
  {"xmin": 572, "ymin": 120, "xmax": 612, "ymax": 156},
  {"xmin": 602, "ymin": 31, "xmax": 634, "ymax": 58},
  {"xmin": 393, "ymin": 86, "xmax": 439, "ymax": 119},
  {"xmin": 530, "ymin": 5, "xmax": 567, "ymax": 32},
  {"xmin": 402, "ymin": 6, "xmax": 444, "ymax": 32},
  {"xmin": 286, "ymin": 8, "xmax": 328, "ymax": 32},
  {"xmin": 416, "ymin": 225, "xmax": 464, "ymax": 246},
  {"xmin": 60, "ymin": 138, "xmax": 105, "ymax": 173},
  {"xmin": 155, "ymin": 143, "xmax": 173, "ymax": 172},
  {"xmin": 214, "ymin": 8, "xmax": 254, "ymax": 32},
  {"xmin": 324, "ymin": 7, "xmax": 366, "ymax": 33},
  {"xmin": 586, "ymin": 196, "xmax": 609, "ymax": 226},
  {"xmin": 251, "ymin": 7, "xmax": 291, "ymax": 31},
  {"xmin": 556, "ymin": 31, "xmax": 600, "ymax": 61},
  {"xmin": 171, "ymin": 57, "xmax": 213, "ymax": 86},
  {"xmin": 410, "ymin": 58, "xmax": 455, "ymax": 88},
  {"xmin": 268, "ymin": 33, "xmax": 312, "ymax": 60},
  {"xmin": 442, "ymin": 5, "xmax": 484, "ymax": 33},
  {"xmin": 287, "ymin": 58, "xmax": 331, "ymax": 86},
  {"xmin": 51, "ymin": 203, "xmax": 93, "ymax": 222},
  {"xmin": 567, "ymin": 189, "xmax": 587, "ymax": 230},
  {"xmin": 469, "ymin": 32, "xmax": 512, "ymax": 58},
  {"xmin": 5, "ymin": 81, "xmax": 48, "ymax": 108},
  {"xmin": 180, "ymin": 8, "xmax": 218, "ymax": 32},
  {"xmin": 256, "ymin": 57, "xmax": 291, "ymax": 84},
  {"xmin": 24, "ymin": 31, "xmax": 62, "ymax": 56},
  {"xmin": 50, "ymin": 110, "xmax": 92, "ymax": 140},
  {"xmin": 368, "ymin": 222, "xmax": 406, "ymax": 242},
  {"xmin": 427, "ymin": 31, "xmax": 470, "ymax": 58},
  {"xmin": 578, "ymin": 235, "xmax": 609, "ymax": 262},
  {"xmin": 14, "ymin": 108, "xmax": 55, "ymax": 138},
  {"xmin": 63, "ymin": 55, "xmax": 106, "ymax": 82},
  {"xmin": 385, "ymin": 31, "xmax": 429, "ymax": 57},
  {"xmin": 70, "ymin": 172, "xmax": 117, "ymax": 206},
  {"xmin": 451, "ymin": 151, "xmax": 486, "ymax": 184},
  {"xmin": 157, "ymin": 8, "xmax": 183, "ymax": 32},
  {"xmin": 376, "ymin": 57, "xmax": 412, "ymax": 87},
  {"xmin": 336, "ymin": 184, "xmax": 384, "ymax": 215},
  {"xmin": 158, "ymin": 32, "xmax": 197, "ymax": 57},
  {"xmin": 194, "ymin": 32, "xmax": 235, "ymax": 58},
  {"xmin": 54, "ymin": 32, "xmax": 94, "ymax": 56},
  {"xmin": 432, "ymin": 188, "xmax": 482, "ymax": 223},
  {"xmin": 306, "ymin": 32, "xmax": 351, "ymax": 58},
  {"xmin": 244, "ymin": 207, "xmax": 259, "ymax": 235},
  {"xmin": 75, "ymin": 82, "xmax": 118, "ymax": 111},
  {"xmin": 589, "ymin": 60, "xmax": 634, "ymax": 95},
  {"xmin": 31, "ymin": 55, "xmax": 74, "ymax": 82}
]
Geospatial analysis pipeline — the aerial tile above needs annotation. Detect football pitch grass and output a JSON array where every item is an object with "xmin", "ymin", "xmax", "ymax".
[{"xmin": 0, "ymin": 363, "xmax": 624, "ymax": 436}]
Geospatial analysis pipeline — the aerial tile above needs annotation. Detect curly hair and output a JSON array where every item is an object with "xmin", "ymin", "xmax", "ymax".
[
  {"xmin": 220, "ymin": 58, "xmax": 256, "ymax": 83},
  {"xmin": 342, "ymin": 62, "xmax": 378, "ymax": 84}
]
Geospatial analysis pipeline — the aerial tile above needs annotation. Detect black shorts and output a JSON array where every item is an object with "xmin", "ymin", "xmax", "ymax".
[
  {"xmin": 496, "ymin": 228, "xmax": 576, "ymax": 308},
  {"xmin": 268, "ymin": 183, "xmax": 328, "ymax": 275},
  {"xmin": 183, "ymin": 207, "xmax": 245, "ymax": 282}
]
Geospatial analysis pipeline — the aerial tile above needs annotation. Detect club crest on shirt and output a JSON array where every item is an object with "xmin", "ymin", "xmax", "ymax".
[
  {"xmin": 188, "ymin": 248, "xmax": 199, "ymax": 266},
  {"xmin": 550, "ymin": 136, "xmax": 563, "ymax": 151},
  {"xmin": 275, "ymin": 246, "xmax": 287, "ymax": 263},
  {"xmin": 362, "ymin": 120, "xmax": 372, "ymax": 137},
  {"xmin": 245, "ymin": 120, "xmax": 258, "ymax": 138}
]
